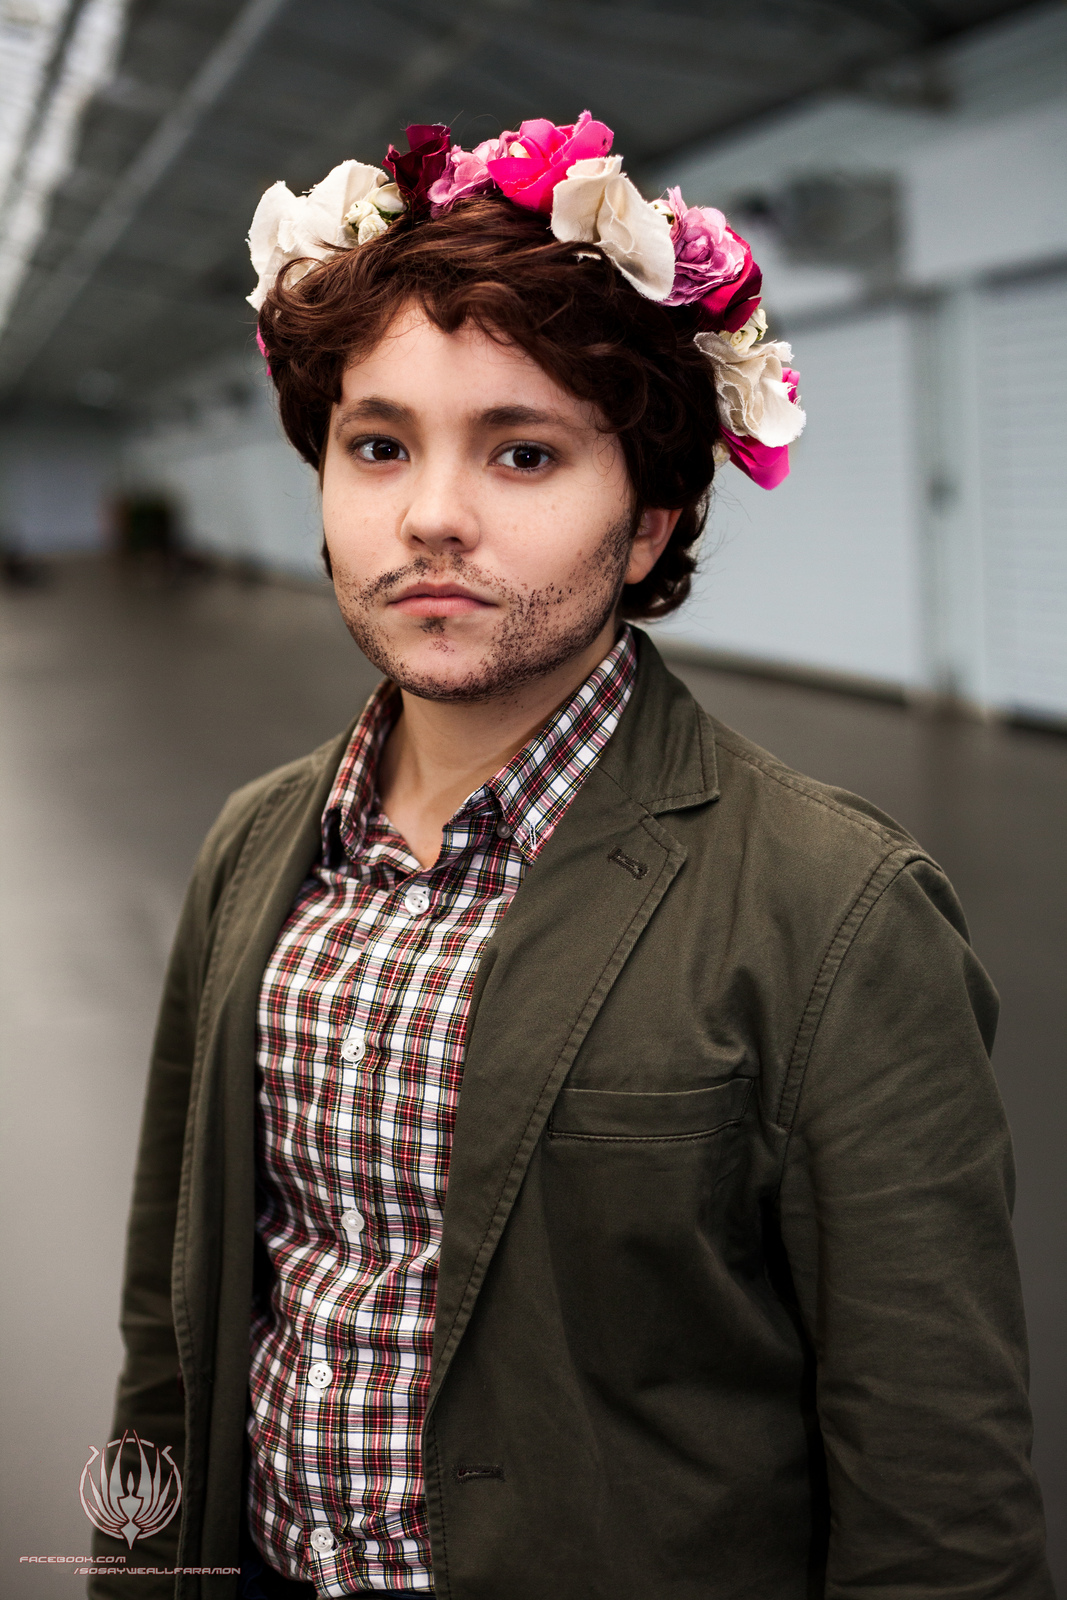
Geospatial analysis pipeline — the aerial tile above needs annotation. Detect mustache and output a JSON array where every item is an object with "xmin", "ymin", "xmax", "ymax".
[{"xmin": 354, "ymin": 556, "xmax": 510, "ymax": 604}]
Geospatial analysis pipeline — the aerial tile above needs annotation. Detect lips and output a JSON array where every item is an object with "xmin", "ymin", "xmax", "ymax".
[{"xmin": 389, "ymin": 583, "xmax": 495, "ymax": 618}]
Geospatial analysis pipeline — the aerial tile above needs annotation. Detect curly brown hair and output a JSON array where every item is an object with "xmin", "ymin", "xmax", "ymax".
[{"xmin": 258, "ymin": 195, "xmax": 720, "ymax": 620}]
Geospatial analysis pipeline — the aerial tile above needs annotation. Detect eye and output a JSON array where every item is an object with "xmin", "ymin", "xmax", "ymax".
[
  {"xmin": 496, "ymin": 442, "xmax": 553, "ymax": 472},
  {"xmin": 353, "ymin": 436, "xmax": 407, "ymax": 463}
]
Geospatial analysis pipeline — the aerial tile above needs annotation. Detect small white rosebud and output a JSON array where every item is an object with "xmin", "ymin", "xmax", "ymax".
[
  {"xmin": 726, "ymin": 306, "xmax": 769, "ymax": 353},
  {"xmin": 508, "ymin": 141, "xmax": 530, "ymax": 158},
  {"xmin": 357, "ymin": 211, "xmax": 388, "ymax": 244},
  {"xmin": 344, "ymin": 198, "xmax": 375, "ymax": 229},
  {"xmin": 344, "ymin": 198, "xmax": 391, "ymax": 244},
  {"xmin": 372, "ymin": 181, "xmax": 406, "ymax": 216}
]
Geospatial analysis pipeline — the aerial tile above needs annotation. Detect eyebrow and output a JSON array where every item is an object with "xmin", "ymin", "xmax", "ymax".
[
  {"xmin": 333, "ymin": 397, "xmax": 577, "ymax": 432},
  {"xmin": 334, "ymin": 397, "xmax": 413, "ymax": 429},
  {"xmin": 475, "ymin": 405, "xmax": 574, "ymax": 430}
]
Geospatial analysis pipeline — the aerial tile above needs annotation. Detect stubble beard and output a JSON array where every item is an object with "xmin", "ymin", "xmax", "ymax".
[{"xmin": 333, "ymin": 508, "xmax": 637, "ymax": 704}]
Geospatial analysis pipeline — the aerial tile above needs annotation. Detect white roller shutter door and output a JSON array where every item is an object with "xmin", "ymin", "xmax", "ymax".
[{"xmin": 981, "ymin": 271, "xmax": 1067, "ymax": 720}]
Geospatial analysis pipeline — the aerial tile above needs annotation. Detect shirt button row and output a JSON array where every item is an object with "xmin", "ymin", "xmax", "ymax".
[{"xmin": 307, "ymin": 1361, "xmax": 334, "ymax": 1391}]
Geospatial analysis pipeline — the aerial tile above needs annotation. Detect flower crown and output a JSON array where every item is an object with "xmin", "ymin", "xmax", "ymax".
[{"xmin": 247, "ymin": 114, "xmax": 805, "ymax": 490}]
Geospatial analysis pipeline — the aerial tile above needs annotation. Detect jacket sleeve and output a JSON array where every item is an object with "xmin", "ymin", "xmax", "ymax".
[
  {"xmin": 88, "ymin": 790, "xmax": 263, "ymax": 1598},
  {"xmin": 778, "ymin": 855, "xmax": 1052, "ymax": 1598}
]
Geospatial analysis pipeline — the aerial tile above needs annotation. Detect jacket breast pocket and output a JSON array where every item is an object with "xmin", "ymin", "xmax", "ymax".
[{"xmin": 548, "ymin": 1077, "xmax": 753, "ymax": 1141}]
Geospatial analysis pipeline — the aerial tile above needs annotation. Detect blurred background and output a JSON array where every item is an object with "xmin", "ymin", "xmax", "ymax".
[{"xmin": 1, "ymin": 0, "xmax": 1064, "ymax": 1592}]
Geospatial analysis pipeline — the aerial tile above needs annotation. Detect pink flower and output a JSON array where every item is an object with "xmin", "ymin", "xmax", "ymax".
[
  {"xmin": 486, "ymin": 110, "xmax": 612, "ymax": 213},
  {"xmin": 661, "ymin": 188, "xmax": 747, "ymax": 307},
  {"xmin": 782, "ymin": 366, "xmax": 800, "ymax": 404},
  {"xmin": 255, "ymin": 325, "xmax": 271, "ymax": 375},
  {"xmin": 428, "ymin": 133, "xmax": 512, "ymax": 217},
  {"xmin": 720, "ymin": 427, "xmax": 791, "ymax": 490}
]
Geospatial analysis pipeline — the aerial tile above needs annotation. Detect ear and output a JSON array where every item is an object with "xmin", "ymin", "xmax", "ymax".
[{"xmin": 624, "ymin": 506, "xmax": 682, "ymax": 587}]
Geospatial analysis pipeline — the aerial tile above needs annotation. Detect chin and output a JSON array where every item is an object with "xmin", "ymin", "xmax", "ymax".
[
  {"xmin": 345, "ymin": 623, "xmax": 500, "ymax": 701},
  {"xmin": 388, "ymin": 651, "xmax": 527, "ymax": 704}
]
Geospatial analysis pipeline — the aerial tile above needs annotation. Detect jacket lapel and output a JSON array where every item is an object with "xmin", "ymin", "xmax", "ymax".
[
  {"xmin": 176, "ymin": 730, "xmax": 355, "ymax": 1369},
  {"xmin": 430, "ymin": 635, "xmax": 718, "ymax": 1398}
]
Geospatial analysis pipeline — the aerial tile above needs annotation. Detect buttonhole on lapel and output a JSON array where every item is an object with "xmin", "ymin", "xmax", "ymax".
[
  {"xmin": 454, "ymin": 1463, "xmax": 505, "ymax": 1483},
  {"xmin": 608, "ymin": 847, "xmax": 648, "ymax": 880}
]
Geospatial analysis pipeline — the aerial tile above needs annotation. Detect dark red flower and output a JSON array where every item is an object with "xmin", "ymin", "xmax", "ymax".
[
  {"xmin": 384, "ymin": 124, "xmax": 452, "ymax": 215},
  {"xmin": 699, "ymin": 228, "xmax": 762, "ymax": 332}
]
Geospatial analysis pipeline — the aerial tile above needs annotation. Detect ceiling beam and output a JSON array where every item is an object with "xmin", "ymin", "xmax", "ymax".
[{"xmin": 0, "ymin": 0, "xmax": 96, "ymax": 233}]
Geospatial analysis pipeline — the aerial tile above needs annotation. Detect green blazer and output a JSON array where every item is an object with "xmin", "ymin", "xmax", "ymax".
[{"xmin": 91, "ymin": 634, "xmax": 1051, "ymax": 1599}]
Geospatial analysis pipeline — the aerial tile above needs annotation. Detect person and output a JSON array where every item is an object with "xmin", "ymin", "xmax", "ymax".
[{"xmin": 90, "ymin": 118, "xmax": 1052, "ymax": 1600}]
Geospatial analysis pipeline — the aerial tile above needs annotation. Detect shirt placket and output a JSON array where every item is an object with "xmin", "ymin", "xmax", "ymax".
[{"xmin": 299, "ymin": 831, "xmax": 459, "ymax": 1582}]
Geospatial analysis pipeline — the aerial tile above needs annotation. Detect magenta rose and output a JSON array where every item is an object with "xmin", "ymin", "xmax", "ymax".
[
  {"xmin": 428, "ymin": 133, "xmax": 512, "ymax": 217},
  {"xmin": 662, "ymin": 188, "xmax": 747, "ymax": 307},
  {"xmin": 486, "ymin": 110, "xmax": 612, "ymax": 213},
  {"xmin": 699, "ymin": 227, "xmax": 763, "ymax": 332},
  {"xmin": 720, "ymin": 427, "xmax": 791, "ymax": 490},
  {"xmin": 384, "ymin": 123, "xmax": 451, "ymax": 215},
  {"xmin": 782, "ymin": 366, "xmax": 800, "ymax": 404}
]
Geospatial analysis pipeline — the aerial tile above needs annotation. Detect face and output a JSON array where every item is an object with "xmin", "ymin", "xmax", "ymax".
[{"xmin": 321, "ymin": 303, "xmax": 675, "ymax": 703}]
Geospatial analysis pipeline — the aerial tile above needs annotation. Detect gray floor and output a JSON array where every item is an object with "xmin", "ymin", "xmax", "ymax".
[{"xmin": 2, "ymin": 558, "xmax": 1064, "ymax": 1594}]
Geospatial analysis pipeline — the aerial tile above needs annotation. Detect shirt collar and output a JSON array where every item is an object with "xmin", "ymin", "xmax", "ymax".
[
  {"xmin": 321, "ymin": 626, "xmax": 638, "ymax": 869},
  {"xmin": 321, "ymin": 679, "xmax": 400, "ymax": 866},
  {"xmin": 479, "ymin": 626, "xmax": 638, "ymax": 862}
]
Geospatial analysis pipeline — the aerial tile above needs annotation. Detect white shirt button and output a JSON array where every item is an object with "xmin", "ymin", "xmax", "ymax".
[
  {"xmin": 309, "ymin": 1526, "xmax": 336, "ymax": 1554},
  {"xmin": 340, "ymin": 1028, "xmax": 364, "ymax": 1064},
  {"xmin": 307, "ymin": 1361, "xmax": 334, "ymax": 1390},
  {"xmin": 403, "ymin": 884, "xmax": 431, "ymax": 916},
  {"xmin": 496, "ymin": 822, "xmax": 513, "ymax": 839},
  {"xmin": 340, "ymin": 1208, "xmax": 364, "ymax": 1239}
]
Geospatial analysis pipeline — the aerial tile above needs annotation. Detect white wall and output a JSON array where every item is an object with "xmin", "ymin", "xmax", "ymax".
[{"xmin": 906, "ymin": 100, "xmax": 1067, "ymax": 284}]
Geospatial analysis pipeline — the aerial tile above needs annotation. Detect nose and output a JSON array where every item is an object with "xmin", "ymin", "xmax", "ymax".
[{"xmin": 399, "ymin": 454, "xmax": 480, "ymax": 557}]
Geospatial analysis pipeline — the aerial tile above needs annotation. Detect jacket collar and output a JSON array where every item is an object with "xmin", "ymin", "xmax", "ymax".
[{"xmin": 596, "ymin": 626, "xmax": 719, "ymax": 816}]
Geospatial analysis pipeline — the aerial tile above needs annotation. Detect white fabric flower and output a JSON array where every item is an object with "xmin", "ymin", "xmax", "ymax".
[
  {"xmin": 695, "ymin": 331, "xmax": 806, "ymax": 447},
  {"xmin": 246, "ymin": 160, "xmax": 399, "ymax": 310},
  {"xmin": 550, "ymin": 155, "xmax": 675, "ymax": 301}
]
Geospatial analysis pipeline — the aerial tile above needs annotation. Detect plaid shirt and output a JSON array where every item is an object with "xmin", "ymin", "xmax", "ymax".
[{"xmin": 247, "ymin": 628, "xmax": 637, "ymax": 1595}]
